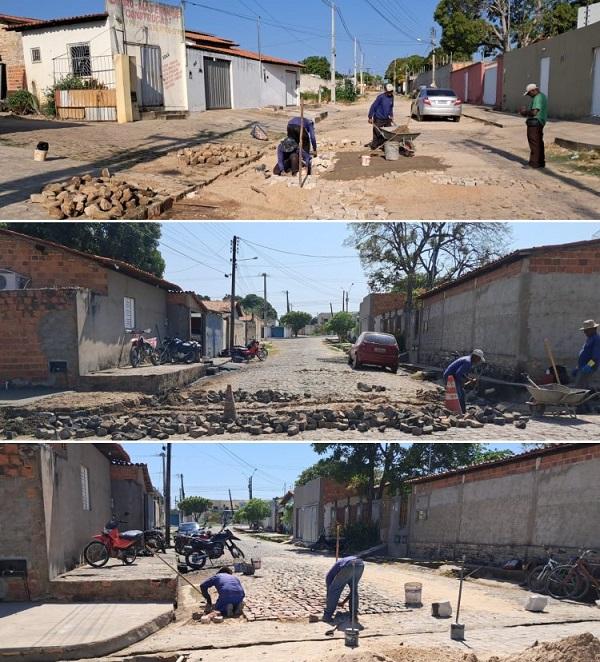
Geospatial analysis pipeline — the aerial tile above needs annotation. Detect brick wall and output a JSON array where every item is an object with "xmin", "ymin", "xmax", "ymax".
[
  {"xmin": 0, "ymin": 21, "xmax": 27, "ymax": 92},
  {"xmin": 371, "ymin": 293, "xmax": 406, "ymax": 317},
  {"xmin": 529, "ymin": 245, "xmax": 600, "ymax": 274},
  {"xmin": 0, "ymin": 288, "xmax": 79, "ymax": 386},
  {"xmin": 0, "ymin": 233, "xmax": 109, "ymax": 294}
]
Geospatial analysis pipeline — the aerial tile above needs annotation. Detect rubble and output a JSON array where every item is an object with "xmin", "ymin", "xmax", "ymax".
[
  {"xmin": 177, "ymin": 142, "xmax": 262, "ymax": 167},
  {"xmin": 29, "ymin": 170, "xmax": 166, "ymax": 219}
]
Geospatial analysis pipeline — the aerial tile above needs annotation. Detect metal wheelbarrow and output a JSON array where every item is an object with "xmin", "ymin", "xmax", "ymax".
[
  {"xmin": 524, "ymin": 375, "xmax": 599, "ymax": 418},
  {"xmin": 374, "ymin": 124, "xmax": 420, "ymax": 157}
]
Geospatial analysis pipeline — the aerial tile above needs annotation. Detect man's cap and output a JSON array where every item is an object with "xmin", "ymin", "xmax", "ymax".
[
  {"xmin": 471, "ymin": 349, "xmax": 486, "ymax": 362},
  {"xmin": 385, "ymin": 83, "xmax": 394, "ymax": 92},
  {"xmin": 281, "ymin": 137, "xmax": 298, "ymax": 153},
  {"xmin": 580, "ymin": 319, "xmax": 600, "ymax": 331},
  {"xmin": 523, "ymin": 83, "xmax": 538, "ymax": 95}
]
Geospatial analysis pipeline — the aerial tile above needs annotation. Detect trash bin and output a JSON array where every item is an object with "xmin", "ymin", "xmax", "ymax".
[{"xmin": 404, "ymin": 582, "xmax": 422, "ymax": 606}]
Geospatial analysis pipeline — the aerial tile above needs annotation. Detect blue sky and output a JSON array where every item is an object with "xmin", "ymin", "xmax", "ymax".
[
  {"xmin": 6, "ymin": 0, "xmax": 440, "ymax": 74},
  {"xmin": 124, "ymin": 442, "xmax": 527, "ymax": 501},
  {"xmin": 159, "ymin": 222, "xmax": 600, "ymax": 319}
]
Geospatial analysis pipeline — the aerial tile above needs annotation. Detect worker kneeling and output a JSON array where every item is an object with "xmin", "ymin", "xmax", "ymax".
[
  {"xmin": 200, "ymin": 566, "xmax": 245, "ymax": 618},
  {"xmin": 323, "ymin": 556, "xmax": 364, "ymax": 623},
  {"xmin": 443, "ymin": 350, "xmax": 485, "ymax": 414},
  {"xmin": 274, "ymin": 137, "xmax": 312, "ymax": 176}
]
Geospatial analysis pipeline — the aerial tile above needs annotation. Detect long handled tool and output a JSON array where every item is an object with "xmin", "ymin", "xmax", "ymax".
[
  {"xmin": 544, "ymin": 338, "xmax": 561, "ymax": 385},
  {"xmin": 450, "ymin": 555, "xmax": 466, "ymax": 641},
  {"xmin": 150, "ymin": 549, "xmax": 205, "ymax": 599}
]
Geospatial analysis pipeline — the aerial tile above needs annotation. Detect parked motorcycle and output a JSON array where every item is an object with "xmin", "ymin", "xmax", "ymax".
[
  {"xmin": 174, "ymin": 528, "xmax": 212, "ymax": 555},
  {"xmin": 158, "ymin": 337, "xmax": 201, "ymax": 364},
  {"xmin": 184, "ymin": 528, "xmax": 245, "ymax": 570},
  {"xmin": 144, "ymin": 527, "xmax": 167, "ymax": 553},
  {"xmin": 129, "ymin": 330, "xmax": 160, "ymax": 368},
  {"xmin": 83, "ymin": 514, "xmax": 143, "ymax": 567},
  {"xmin": 231, "ymin": 340, "xmax": 268, "ymax": 363}
]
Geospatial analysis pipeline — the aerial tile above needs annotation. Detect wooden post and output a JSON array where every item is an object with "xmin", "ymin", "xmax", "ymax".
[
  {"xmin": 335, "ymin": 523, "xmax": 341, "ymax": 561},
  {"xmin": 298, "ymin": 98, "xmax": 305, "ymax": 187}
]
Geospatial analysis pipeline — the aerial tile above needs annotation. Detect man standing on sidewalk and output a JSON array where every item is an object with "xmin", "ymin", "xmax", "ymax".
[
  {"xmin": 573, "ymin": 319, "xmax": 600, "ymax": 388},
  {"xmin": 519, "ymin": 83, "xmax": 548, "ymax": 168},
  {"xmin": 323, "ymin": 556, "xmax": 365, "ymax": 623},
  {"xmin": 368, "ymin": 84, "xmax": 395, "ymax": 149}
]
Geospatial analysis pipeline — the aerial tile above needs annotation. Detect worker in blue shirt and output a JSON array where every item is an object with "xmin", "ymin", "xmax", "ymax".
[
  {"xmin": 200, "ymin": 566, "xmax": 245, "ymax": 617},
  {"xmin": 443, "ymin": 349, "xmax": 486, "ymax": 413},
  {"xmin": 287, "ymin": 116, "xmax": 318, "ymax": 156},
  {"xmin": 573, "ymin": 320, "xmax": 600, "ymax": 388},
  {"xmin": 274, "ymin": 137, "xmax": 312, "ymax": 176},
  {"xmin": 323, "ymin": 555, "xmax": 364, "ymax": 623},
  {"xmin": 368, "ymin": 83, "xmax": 395, "ymax": 149}
]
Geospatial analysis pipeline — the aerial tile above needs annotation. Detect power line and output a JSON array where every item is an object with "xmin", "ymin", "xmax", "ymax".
[
  {"xmin": 361, "ymin": 0, "xmax": 423, "ymax": 42},
  {"xmin": 240, "ymin": 238, "xmax": 357, "ymax": 260}
]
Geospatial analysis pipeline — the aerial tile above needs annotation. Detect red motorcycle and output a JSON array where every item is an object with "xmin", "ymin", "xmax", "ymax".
[
  {"xmin": 83, "ymin": 514, "xmax": 144, "ymax": 567},
  {"xmin": 231, "ymin": 340, "xmax": 268, "ymax": 362}
]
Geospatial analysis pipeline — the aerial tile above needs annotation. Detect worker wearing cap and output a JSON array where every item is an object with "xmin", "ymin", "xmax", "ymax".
[
  {"xmin": 519, "ymin": 83, "xmax": 548, "ymax": 168},
  {"xmin": 323, "ymin": 556, "xmax": 365, "ymax": 623},
  {"xmin": 368, "ymin": 83, "xmax": 395, "ymax": 149},
  {"xmin": 443, "ymin": 350, "xmax": 486, "ymax": 414},
  {"xmin": 573, "ymin": 320, "xmax": 600, "ymax": 388},
  {"xmin": 274, "ymin": 137, "xmax": 312, "ymax": 176},
  {"xmin": 287, "ymin": 116, "xmax": 318, "ymax": 157},
  {"xmin": 200, "ymin": 566, "xmax": 245, "ymax": 617}
]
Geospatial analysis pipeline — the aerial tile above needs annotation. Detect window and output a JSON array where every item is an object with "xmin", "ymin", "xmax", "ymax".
[
  {"xmin": 69, "ymin": 43, "xmax": 92, "ymax": 77},
  {"xmin": 81, "ymin": 466, "xmax": 91, "ymax": 511},
  {"xmin": 31, "ymin": 48, "xmax": 41, "ymax": 63},
  {"xmin": 124, "ymin": 297, "xmax": 136, "ymax": 331}
]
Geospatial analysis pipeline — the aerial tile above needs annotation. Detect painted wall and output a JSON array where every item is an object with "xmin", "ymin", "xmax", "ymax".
[
  {"xmin": 503, "ymin": 22, "xmax": 600, "ymax": 118},
  {"xmin": 19, "ymin": 21, "xmax": 112, "ymax": 102}
]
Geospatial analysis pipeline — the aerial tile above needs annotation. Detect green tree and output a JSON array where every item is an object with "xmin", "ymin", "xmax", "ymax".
[
  {"xmin": 300, "ymin": 55, "xmax": 331, "ymax": 79},
  {"xmin": 178, "ymin": 496, "xmax": 213, "ymax": 522},
  {"xmin": 237, "ymin": 499, "xmax": 271, "ymax": 529},
  {"xmin": 280, "ymin": 311, "xmax": 313, "ymax": 337},
  {"xmin": 434, "ymin": 0, "xmax": 491, "ymax": 58},
  {"xmin": 6, "ymin": 222, "xmax": 165, "ymax": 277},
  {"xmin": 326, "ymin": 312, "xmax": 356, "ymax": 341},
  {"xmin": 240, "ymin": 294, "xmax": 278, "ymax": 321},
  {"xmin": 296, "ymin": 457, "xmax": 344, "ymax": 486},
  {"xmin": 385, "ymin": 55, "xmax": 428, "ymax": 85}
]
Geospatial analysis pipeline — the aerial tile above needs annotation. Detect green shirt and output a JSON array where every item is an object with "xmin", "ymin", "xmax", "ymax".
[{"xmin": 530, "ymin": 92, "xmax": 548, "ymax": 126}]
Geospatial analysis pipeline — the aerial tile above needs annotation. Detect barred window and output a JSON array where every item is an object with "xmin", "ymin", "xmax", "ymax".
[
  {"xmin": 31, "ymin": 48, "xmax": 41, "ymax": 63},
  {"xmin": 69, "ymin": 43, "xmax": 92, "ymax": 77}
]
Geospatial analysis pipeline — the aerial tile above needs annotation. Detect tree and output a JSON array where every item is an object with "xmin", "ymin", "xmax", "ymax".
[
  {"xmin": 6, "ymin": 222, "xmax": 165, "ymax": 276},
  {"xmin": 296, "ymin": 457, "xmax": 345, "ymax": 486},
  {"xmin": 237, "ymin": 499, "xmax": 271, "ymax": 529},
  {"xmin": 178, "ymin": 496, "xmax": 213, "ymax": 522},
  {"xmin": 240, "ymin": 294, "xmax": 278, "ymax": 321},
  {"xmin": 326, "ymin": 312, "xmax": 356, "ymax": 342},
  {"xmin": 434, "ymin": 0, "xmax": 492, "ymax": 58},
  {"xmin": 385, "ymin": 55, "xmax": 428, "ymax": 84},
  {"xmin": 300, "ymin": 56, "xmax": 331, "ymax": 79},
  {"xmin": 280, "ymin": 311, "xmax": 313, "ymax": 337}
]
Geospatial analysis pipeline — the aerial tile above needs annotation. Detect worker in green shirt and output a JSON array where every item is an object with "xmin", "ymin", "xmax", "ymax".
[{"xmin": 519, "ymin": 83, "xmax": 548, "ymax": 168}]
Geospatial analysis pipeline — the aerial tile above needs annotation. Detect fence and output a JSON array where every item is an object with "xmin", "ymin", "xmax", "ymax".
[{"xmin": 52, "ymin": 54, "xmax": 117, "ymax": 121}]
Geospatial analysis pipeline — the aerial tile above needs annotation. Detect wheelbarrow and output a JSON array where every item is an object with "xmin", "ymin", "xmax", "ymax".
[
  {"xmin": 524, "ymin": 375, "xmax": 600, "ymax": 418},
  {"xmin": 373, "ymin": 124, "xmax": 420, "ymax": 157}
]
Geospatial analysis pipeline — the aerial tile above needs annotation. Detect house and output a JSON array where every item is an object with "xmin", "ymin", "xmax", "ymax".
[
  {"xmin": 197, "ymin": 299, "xmax": 246, "ymax": 357},
  {"xmin": 0, "ymin": 13, "xmax": 39, "ymax": 95},
  {"xmin": 0, "ymin": 228, "xmax": 181, "ymax": 387},
  {"xmin": 503, "ymin": 21, "xmax": 600, "ymax": 118},
  {"xmin": 293, "ymin": 477, "xmax": 352, "ymax": 544},
  {"xmin": 416, "ymin": 238, "xmax": 600, "ymax": 382},
  {"xmin": 185, "ymin": 30, "xmax": 303, "ymax": 111},
  {"xmin": 451, "ymin": 56, "xmax": 504, "ymax": 108},
  {"xmin": 0, "ymin": 442, "xmax": 129, "ymax": 601},
  {"xmin": 405, "ymin": 444, "xmax": 600, "ymax": 563},
  {"xmin": 358, "ymin": 292, "xmax": 406, "ymax": 335},
  {"xmin": 269, "ymin": 491, "xmax": 294, "ymax": 533},
  {"xmin": 411, "ymin": 61, "xmax": 471, "ymax": 93},
  {"xmin": 110, "ymin": 461, "xmax": 164, "ymax": 531}
]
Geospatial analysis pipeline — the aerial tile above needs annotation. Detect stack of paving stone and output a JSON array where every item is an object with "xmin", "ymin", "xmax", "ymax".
[{"xmin": 177, "ymin": 142, "xmax": 262, "ymax": 166}]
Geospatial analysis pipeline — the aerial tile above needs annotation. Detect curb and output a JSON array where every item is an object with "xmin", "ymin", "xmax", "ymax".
[
  {"xmin": 0, "ymin": 606, "xmax": 174, "ymax": 662},
  {"xmin": 462, "ymin": 111, "xmax": 505, "ymax": 128},
  {"xmin": 554, "ymin": 137, "xmax": 600, "ymax": 153}
]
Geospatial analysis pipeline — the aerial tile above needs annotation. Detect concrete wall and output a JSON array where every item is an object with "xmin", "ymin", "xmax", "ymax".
[
  {"xmin": 503, "ymin": 22, "xmax": 600, "ymax": 118},
  {"xmin": 451, "ymin": 58, "xmax": 503, "ymax": 106},
  {"xmin": 76, "ymin": 270, "xmax": 169, "ymax": 374},
  {"xmin": 111, "ymin": 479, "xmax": 145, "ymax": 530},
  {"xmin": 301, "ymin": 73, "xmax": 331, "ymax": 94},
  {"xmin": 407, "ymin": 445, "xmax": 600, "ymax": 562},
  {"xmin": 20, "ymin": 20, "xmax": 112, "ymax": 102}
]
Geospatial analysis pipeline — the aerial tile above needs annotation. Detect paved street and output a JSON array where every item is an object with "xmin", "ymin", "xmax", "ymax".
[
  {"xmin": 1, "ymin": 96, "xmax": 598, "ymax": 220},
  {"xmin": 108, "ymin": 533, "xmax": 600, "ymax": 662}
]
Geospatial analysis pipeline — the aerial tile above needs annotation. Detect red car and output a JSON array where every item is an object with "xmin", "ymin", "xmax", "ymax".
[{"xmin": 348, "ymin": 332, "xmax": 399, "ymax": 373}]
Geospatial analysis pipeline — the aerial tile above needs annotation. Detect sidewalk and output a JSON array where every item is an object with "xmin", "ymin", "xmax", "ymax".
[{"xmin": 0, "ymin": 602, "xmax": 174, "ymax": 662}]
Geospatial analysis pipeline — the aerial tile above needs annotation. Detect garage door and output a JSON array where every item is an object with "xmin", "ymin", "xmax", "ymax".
[
  {"xmin": 300, "ymin": 506, "xmax": 318, "ymax": 543},
  {"xmin": 140, "ymin": 45, "xmax": 164, "ymax": 108},
  {"xmin": 483, "ymin": 64, "xmax": 497, "ymax": 106},
  {"xmin": 204, "ymin": 58, "xmax": 232, "ymax": 110},
  {"xmin": 593, "ymin": 48, "xmax": 600, "ymax": 117},
  {"xmin": 539, "ymin": 57, "xmax": 550, "ymax": 96}
]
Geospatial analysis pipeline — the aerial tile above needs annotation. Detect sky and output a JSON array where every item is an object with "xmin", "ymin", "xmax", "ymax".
[
  {"xmin": 158, "ymin": 222, "xmax": 600, "ymax": 319},
  {"xmin": 124, "ymin": 442, "xmax": 528, "ymax": 501},
  {"xmin": 5, "ymin": 0, "xmax": 441, "ymax": 75}
]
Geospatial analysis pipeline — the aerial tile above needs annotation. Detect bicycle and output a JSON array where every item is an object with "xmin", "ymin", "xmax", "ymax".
[
  {"xmin": 546, "ymin": 549, "xmax": 600, "ymax": 601},
  {"xmin": 525, "ymin": 551, "xmax": 560, "ymax": 594}
]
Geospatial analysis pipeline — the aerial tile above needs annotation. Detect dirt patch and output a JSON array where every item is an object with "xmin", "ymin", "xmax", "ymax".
[
  {"xmin": 489, "ymin": 632, "xmax": 600, "ymax": 662},
  {"xmin": 329, "ymin": 647, "xmax": 475, "ymax": 662},
  {"xmin": 322, "ymin": 151, "xmax": 446, "ymax": 181}
]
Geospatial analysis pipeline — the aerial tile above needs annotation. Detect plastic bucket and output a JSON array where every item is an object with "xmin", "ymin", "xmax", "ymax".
[
  {"xmin": 34, "ymin": 149, "xmax": 48, "ymax": 162},
  {"xmin": 431, "ymin": 601, "xmax": 452, "ymax": 618},
  {"xmin": 251, "ymin": 557, "xmax": 262, "ymax": 570},
  {"xmin": 384, "ymin": 141, "xmax": 400, "ymax": 161},
  {"xmin": 404, "ymin": 582, "xmax": 422, "ymax": 606},
  {"xmin": 450, "ymin": 623, "xmax": 465, "ymax": 641},
  {"xmin": 344, "ymin": 627, "xmax": 360, "ymax": 648},
  {"xmin": 361, "ymin": 154, "xmax": 371, "ymax": 167}
]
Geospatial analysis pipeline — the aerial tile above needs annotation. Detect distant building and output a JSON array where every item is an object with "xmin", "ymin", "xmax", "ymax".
[{"xmin": 358, "ymin": 293, "xmax": 406, "ymax": 335}]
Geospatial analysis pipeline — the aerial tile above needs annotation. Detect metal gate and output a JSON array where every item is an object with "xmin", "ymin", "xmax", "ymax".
[
  {"xmin": 482, "ymin": 64, "xmax": 498, "ymax": 106},
  {"xmin": 140, "ymin": 45, "xmax": 164, "ymax": 108},
  {"xmin": 539, "ymin": 56, "xmax": 550, "ymax": 96},
  {"xmin": 204, "ymin": 57, "xmax": 231, "ymax": 110},
  {"xmin": 205, "ymin": 314, "xmax": 224, "ymax": 358},
  {"xmin": 285, "ymin": 70, "xmax": 298, "ymax": 106},
  {"xmin": 592, "ymin": 47, "xmax": 600, "ymax": 117}
]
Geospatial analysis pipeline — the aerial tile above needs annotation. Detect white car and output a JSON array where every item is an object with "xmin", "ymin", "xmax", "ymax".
[{"xmin": 411, "ymin": 87, "xmax": 462, "ymax": 122}]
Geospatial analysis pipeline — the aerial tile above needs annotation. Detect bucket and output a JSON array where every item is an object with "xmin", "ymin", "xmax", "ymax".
[
  {"xmin": 34, "ymin": 149, "xmax": 48, "ymax": 162},
  {"xmin": 384, "ymin": 141, "xmax": 400, "ymax": 161},
  {"xmin": 344, "ymin": 627, "xmax": 360, "ymax": 648},
  {"xmin": 431, "ymin": 601, "xmax": 452, "ymax": 618},
  {"xmin": 251, "ymin": 557, "xmax": 262, "ymax": 570},
  {"xmin": 450, "ymin": 623, "xmax": 465, "ymax": 641},
  {"xmin": 361, "ymin": 154, "xmax": 371, "ymax": 167},
  {"xmin": 404, "ymin": 582, "xmax": 422, "ymax": 606}
]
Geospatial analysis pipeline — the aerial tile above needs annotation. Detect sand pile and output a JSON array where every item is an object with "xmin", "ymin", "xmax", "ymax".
[
  {"xmin": 331, "ymin": 648, "xmax": 477, "ymax": 662},
  {"xmin": 489, "ymin": 632, "xmax": 600, "ymax": 662}
]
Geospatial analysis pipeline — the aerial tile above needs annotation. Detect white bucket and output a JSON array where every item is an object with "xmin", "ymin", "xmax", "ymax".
[
  {"xmin": 431, "ymin": 601, "xmax": 452, "ymax": 618},
  {"xmin": 404, "ymin": 582, "xmax": 422, "ymax": 606},
  {"xmin": 384, "ymin": 141, "xmax": 400, "ymax": 161},
  {"xmin": 525, "ymin": 594, "xmax": 548, "ymax": 612},
  {"xmin": 34, "ymin": 149, "xmax": 48, "ymax": 162},
  {"xmin": 361, "ymin": 154, "xmax": 371, "ymax": 167}
]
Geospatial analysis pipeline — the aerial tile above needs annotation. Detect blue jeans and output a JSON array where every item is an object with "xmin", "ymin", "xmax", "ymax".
[
  {"xmin": 324, "ymin": 561, "xmax": 364, "ymax": 619},
  {"xmin": 214, "ymin": 595, "xmax": 244, "ymax": 616}
]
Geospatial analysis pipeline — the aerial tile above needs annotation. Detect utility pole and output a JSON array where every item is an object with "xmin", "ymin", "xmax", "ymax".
[
  {"xmin": 360, "ymin": 51, "xmax": 364, "ymax": 95},
  {"xmin": 261, "ymin": 273, "xmax": 268, "ymax": 336},
  {"xmin": 180, "ymin": 473, "xmax": 185, "ymax": 501},
  {"xmin": 257, "ymin": 16, "xmax": 263, "ymax": 105},
  {"xmin": 346, "ymin": 290, "xmax": 350, "ymax": 313},
  {"xmin": 229, "ymin": 489, "xmax": 234, "ymax": 514},
  {"xmin": 285, "ymin": 291, "xmax": 290, "ymax": 314},
  {"xmin": 342, "ymin": 290, "xmax": 345, "ymax": 313},
  {"xmin": 431, "ymin": 28, "xmax": 437, "ymax": 88},
  {"xmin": 229, "ymin": 236, "xmax": 238, "ymax": 351},
  {"xmin": 330, "ymin": 302, "xmax": 334, "ymax": 315},
  {"xmin": 353, "ymin": 37, "xmax": 358, "ymax": 89},
  {"xmin": 330, "ymin": 1, "xmax": 336, "ymax": 103},
  {"xmin": 164, "ymin": 444, "xmax": 172, "ymax": 547},
  {"xmin": 248, "ymin": 469, "xmax": 257, "ymax": 500}
]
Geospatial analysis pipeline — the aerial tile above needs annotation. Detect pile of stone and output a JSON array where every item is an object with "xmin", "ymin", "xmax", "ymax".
[
  {"xmin": 357, "ymin": 383, "xmax": 387, "ymax": 393},
  {"xmin": 8, "ymin": 399, "xmax": 529, "ymax": 440},
  {"xmin": 177, "ymin": 143, "xmax": 262, "ymax": 167},
  {"xmin": 30, "ymin": 169, "xmax": 164, "ymax": 220},
  {"xmin": 161, "ymin": 388, "xmax": 304, "ymax": 407}
]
